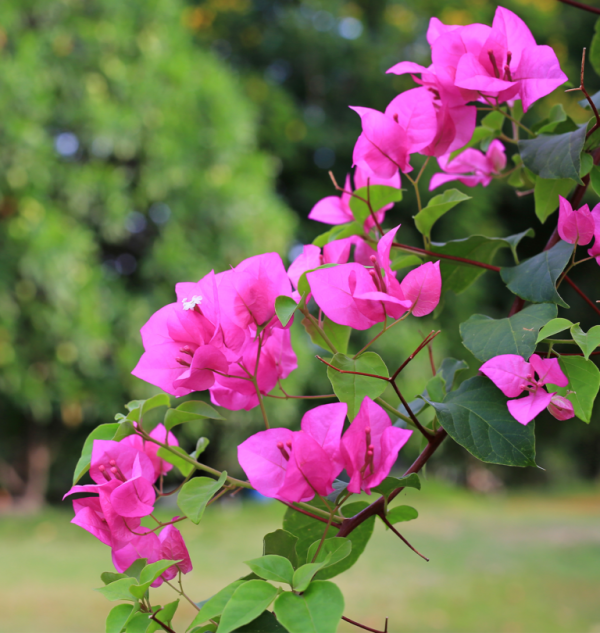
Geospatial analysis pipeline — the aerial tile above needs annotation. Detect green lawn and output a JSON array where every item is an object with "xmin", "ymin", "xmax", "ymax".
[{"xmin": 2, "ymin": 481, "xmax": 600, "ymax": 633}]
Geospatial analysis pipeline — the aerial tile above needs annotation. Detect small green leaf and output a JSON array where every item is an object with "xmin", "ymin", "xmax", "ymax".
[
  {"xmin": 178, "ymin": 472, "xmax": 227, "ymax": 524},
  {"xmin": 141, "ymin": 393, "xmax": 170, "ymax": 417},
  {"xmin": 424, "ymin": 376, "xmax": 537, "ymax": 467},
  {"xmin": 553, "ymin": 356, "xmax": 600, "ymax": 423},
  {"xmin": 519, "ymin": 125, "xmax": 587, "ymax": 184},
  {"xmin": 348, "ymin": 185, "xmax": 402, "ymax": 225},
  {"xmin": 371, "ymin": 473, "xmax": 421, "ymax": 497},
  {"xmin": 157, "ymin": 446, "xmax": 195, "ymax": 477},
  {"xmin": 177, "ymin": 400, "xmax": 224, "ymax": 419},
  {"xmin": 302, "ymin": 316, "xmax": 351, "ymax": 355},
  {"xmin": 217, "ymin": 580, "xmax": 278, "ymax": 633},
  {"xmin": 125, "ymin": 613, "xmax": 151, "ymax": 633},
  {"xmin": 274, "ymin": 581, "xmax": 344, "ymax": 633},
  {"xmin": 589, "ymin": 17, "xmax": 600, "ymax": 77},
  {"xmin": 231, "ymin": 610, "xmax": 287, "ymax": 632},
  {"xmin": 292, "ymin": 560, "xmax": 329, "ymax": 592},
  {"xmin": 327, "ymin": 352, "xmax": 389, "ymax": 419},
  {"xmin": 106, "ymin": 604, "xmax": 138, "ymax": 633},
  {"xmin": 570, "ymin": 324, "xmax": 600, "ymax": 360},
  {"xmin": 460, "ymin": 303, "xmax": 557, "ymax": 362},
  {"xmin": 125, "ymin": 399, "xmax": 144, "ymax": 412},
  {"xmin": 137, "ymin": 559, "xmax": 180, "ymax": 588},
  {"xmin": 263, "ymin": 530, "xmax": 299, "ymax": 569},
  {"xmin": 96, "ymin": 577, "xmax": 138, "ymax": 602},
  {"xmin": 73, "ymin": 423, "xmax": 119, "ymax": 484},
  {"xmin": 101, "ymin": 572, "xmax": 127, "ymax": 586},
  {"xmin": 274, "ymin": 296, "xmax": 297, "ymax": 327},
  {"xmin": 147, "ymin": 600, "xmax": 179, "ymax": 631},
  {"xmin": 113, "ymin": 420, "xmax": 136, "ymax": 442},
  {"xmin": 390, "ymin": 253, "xmax": 423, "ymax": 271},
  {"xmin": 124, "ymin": 558, "xmax": 147, "ymax": 581},
  {"xmin": 386, "ymin": 505, "xmax": 418, "ymax": 525},
  {"xmin": 192, "ymin": 437, "xmax": 210, "ymax": 459},
  {"xmin": 533, "ymin": 178, "xmax": 575, "ymax": 223},
  {"xmin": 425, "ymin": 374, "xmax": 446, "ymax": 403},
  {"xmin": 312, "ymin": 222, "xmax": 363, "ymax": 248},
  {"xmin": 536, "ymin": 318, "xmax": 574, "ymax": 343},
  {"xmin": 414, "ymin": 189, "xmax": 471, "ymax": 239},
  {"xmin": 500, "ymin": 240, "xmax": 573, "ymax": 308},
  {"xmin": 305, "ymin": 539, "xmax": 352, "ymax": 570},
  {"xmin": 245, "ymin": 555, "xmax": 295, "ymax": 585},
  {"xmin": 590, "ymin": 165, "xmax": 600, "ymax": 196},
  {"xmin": 187, "ymin": 581, "xmax": 246, "ymax": 631}
]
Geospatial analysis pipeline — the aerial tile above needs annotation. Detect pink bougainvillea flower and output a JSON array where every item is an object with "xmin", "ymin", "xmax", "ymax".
[
  {"xmin": 309, "ymin": 166, "xmax": 401, "ymax": 231},
  {"xmin": 157, "ymin": 523, "xmax": 193, "ymax": 581},
  {"xmin": 429, "ymin": 140, "xmax": 506, "ymax": 190},
  {"xmin": 557, "ymin": 196, "xmax": 595, "ymax": 246},
  {"xmin": 340, "ymin": 397, "xmax": 413, "ymax": 494},
  {"xmin": 351, "ymin": 87, "xmax": 438, "ymax": 177},
  {"xmin": 237, "ymin": 402, "xmax": 347, "ymax": 503},
  {"xmin": 112, "ymin": 531, "xmax": 162, "ymax": 576},
  {"xmin": 480, "ymin": 353, "xmax": 572, "ymax": 425},
  {"xmin": 122, "ymin": 424, "xmax": 179, "ymax": 480},
  {"xmin": 307, "ymin": 226, "xmax": 441, "ymax": 329}
]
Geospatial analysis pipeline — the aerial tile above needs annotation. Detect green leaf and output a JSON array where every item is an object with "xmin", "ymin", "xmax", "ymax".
[
  {"xmin": 283, "ymin": 500, "xmax": 374, "ymax": 580},
  {"xmin": 177, "ymin": 400, "xmax": 224, "ymax": 419},
  {"xmin": 348, "ymin": 185, "xmax": 402, "ymax": 225},
  {"xmin": 371, "ymin": 473, "xmax": 421, "ymax": 497},
  {"xmin": 217, "ymin": 580, "xmax": 278, "ymax": 633},
  {"xmin": 460, "ymin": 303, "xmax": 558, "ymax": 362},
  {"xmin": 312, "ymin": 222, "xmax": 363, "ymax": 248},
  {"xmin": 192, "ymin": 437, "xmax": 210, "ymax": 459},
  {"xmin": 305, "ymin": 539, "xmax": 352, "ymax": 570},
  {"xmin": 231, "ymin": 610, "xmax": 287, "ymax": 632},
  {"xmin": 141, "ymin": 393, "xmax": 170, "ymax": 417},
  {"xmin": 570, "ymin": 324, "xmax": 600, "ymax": 360},
  {"xmin": 554, "ymin": 356, "xmax": 600, "ymax": 423},
  {"xmin": 390, "ymin": 254, "xmax": 423, "ymax": 271},
  {"xmin": 187, "ymin": 581, "xmax": 246, "ymax": 631},
  {"xmin": 414, "ymin": 189, "xmax": 471, "ymax": 239},
  {"xmin": 245, "ymin": 555, "xmax": 294, "ymax": 585},
  {"xmin": 102, "ymin": 572, "xmax": 127, "ymax": 586},
  {"xmin": 425, "ymin": 374, "xmax": 446, "ymax": 403},
  {"xmin": 590, "ymin": 17, "xmax": 600, "ymax": 77},
  {"xmin": 581, "ymin": 152, "xmax": 594, "ymax": 177},
  {"xmin": 326, "ymin": 352, "xmax": 389, "ymax": 419},
  {"xmin": 274, "ymin": 296, "xmax": 297, "ymax": 327},
  {"xmin": 519, "ymin": 125, "xmax": 587, "ymax": 184},
  {"xmin": 536, "ymin": 318, "xmax": 574, "ymax": 343},
  {"xmin": 533, "ymin": 178, "xmax": 575, "ymax": 223},
  {"xmin": 106, "ymin": 604, "xmax": 138, "ymax": 633},
  {"xmin": 125, "ymin": 613, "xmax": 151, "ymax": 633},
  {"xmin": 147, "ymin": 600, "xmax": 179, "ymax": 632},
  {"xmin": 128, "ymin": 560, "xmax": 180, "ymax": 600},
  {"xmin": 263, "ymin": 530, "xmax": 299, "ymax": 569},
  {"xmin": 386, "ymin": 505, "xmax": 418, "ymax": 525},
  {"xmin": 113, "ymin": 420, "xmax": 136, "ymax": 442},
  {"xmin": 178, "ymin": 472, "xmax": 227, "ymax": 524},
  {"xmin": 302, "ymin": 316, "xmax": 351, "ymax": 355},
  {"xmin": 124, "ymin": 559, "xmax": 148, "ymax": 581},
  {"xmin": 292, "ymin": 560, "xmax": 329, "ymax": 593},
  {"xmin": 157, "ymin": 446, "xmax": 195, "ymax": 477},
  {"xmin": 96, "ymin": 577, "xmax": 139, "ymax": 602},
  {"xmin": 590, "ymin": 165, "xmax": 600, "ymax": 196},
  {"xmin": 500, "ymin": 240, "xmax": 574, "ymax": 308},
  {"xmin": 424, "ymin": 376, "xmax": 537, "ymax": 467},
  {"xmin": 274, "ymin": 581, "xmax": 344, "ymax": 633},
  {"xmin": 125, "ymin": 400, "xmax": 144, "ymax": 412},
  {"xmin": 73, "ymin": 423, "xmax": 119, "ymax": 484},
  {"xmin": 430, "ymin": 230, "xmax": 534, "ymax": 295}
]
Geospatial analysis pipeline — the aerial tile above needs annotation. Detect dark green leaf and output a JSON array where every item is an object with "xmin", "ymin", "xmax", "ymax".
[
  {"xmin": 274, "ymin": 581, "xmax": 344, "ymax": 633},
  {"xmin": 533, "ymin": 178, "xmax": 575, "ymax": 223},
  {"xmin": 305, "ymin": 539, "xmax": 352, "ymax": 570},
  {"xmin": 275, "ymin": 296, "xmax": 297, "ymax": 327},
  {"xmin": 245, "ymin": 555, "xmax": 294, "ymax": 585},
  {"xmin": 95, "ymin": 577, "xmax": 138, "ymax": 602},
  {"xmin": 386, "ymin": 505, "xmax": 418, "ymax": 525},
  {"xmin": 519, "ymin": 125, "xmax": 587, "ymax": 184},
  {"xmin": 73, "ymin": 423, "xmax": 119, "ymax": 484},
  {"xmin": 177, "ymin": 472, "xmax": 227, "ymax": 524},
  {"xmin": 232, "ymin": 610, "xmax": 287, "ymax": 632},
  {"xmin": 500, "ymin": 240, "xmax": 573, "ymax": 307},
  {"xmin": 425, "ymin": 374, "xmax": 446, "ymax": 403},
  {"xmin": 590, "ymin": 165, "xmax": 600, "ymax": 196},
  {"xmin": 327, "ymin": 352, "xmax": 389, "ymax": 419},
  {"xmin": 324, "ymin": 478, "xmax": 348, "ymax": 504},
  {"xmin": 188, "ymin": 581, "xmax": 246, "ymax": 630},
  {"xmin": 460, "ymin": 303, "xmax": 558, "ymax": 362},
  {"xmin": 263, "ymin": 530, "xmax": 299, "ymax": 569},
  {"xmin": 218, "ymin": 580, "xmax": 278, "ymax": 633},
  {"xmin": 430, "ymin": 230, "xmax": 534, "ymax": 295},
  {"xmin": 312, "ymin": 222, "xmax": 363, "ymax": 248},
  {"xmin": 424, "ymin": 376, "xmax": 537, "ymax": 467},
  {"xmin": 348, "ymin": 185, "xmax": 402, "ymax": 225},
  {"xmin": 570, "ymin": 324, "xmax": 600, "ymax": 360},
  {"xmin": 157, "ymin": 446, "xmax": 195, "ymax": 477},
  {"xmin": 552, "ymin": 356, "xmax": 600, "ymax": 423},
  {"xmin": 371, "ymin": 473, "xmax": 421, "ymax": 497},
  {"xmin": 302, "ymin": 316, "xmax": 351, "ymax": 355},
  {"xmin": 414, "ymin": 189, "xmax": 471, "ymax": 239},
  {"xmin": 589, "ymin": 17, "xmax": 600, "ymax": 77}
]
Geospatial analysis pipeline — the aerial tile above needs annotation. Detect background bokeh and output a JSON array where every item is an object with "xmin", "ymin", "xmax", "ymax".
[{"xmin": 1, "ymin": 0, "xmax": 599, "ymax": 631}]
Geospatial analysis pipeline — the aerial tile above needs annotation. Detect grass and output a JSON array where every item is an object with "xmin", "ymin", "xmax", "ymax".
[{"xmin": 2, "ymin": 480, "xmax": 600, "ymax": 633}]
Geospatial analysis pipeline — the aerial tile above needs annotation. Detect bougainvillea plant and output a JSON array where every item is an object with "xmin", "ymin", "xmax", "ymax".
[{"xmin": 67, "ymin": 4, "xmax": 600, "ymax": 632}]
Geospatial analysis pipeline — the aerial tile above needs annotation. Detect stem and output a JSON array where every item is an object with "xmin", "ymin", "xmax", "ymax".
[
  {"xmin": 565, "ymin": 48, "xmax": 600, "ymax": 139},
  {"xmin": 300, "ymin": 307, "xmax": 339, "ymax": 354},
  {"xmin": 311, "ymin": 507, "xmax": 336, "ymax": 562},
  {"xmin": 390, "ymin": 381, "xmax": 433, "ymax": 440},
  {"xmin": 379, "ymin": 513, "xmax": 429, "ymax": 561},
  {"xmin": 375, "ymin": 397, "xmax": 409, "ymax": 422},
  {"xmin": 253, "ymin": 377, "xmax": 270, "ymax": 429},
  {"xmin": 558, "ymin": 0, "xmax": 600, "ymax": 14},
  {"xmin": 342, "ymin": 616, "xmax": 387, "ymax": 633},
  {"xmin": 148, "ymin": 611, "xmax": 177, "ymax": 633},
  {"xmin": 353, "ymin": 314, "xmax": 407, "ymax": 358},
  {"xmin": 281, "ymin": 500, "xmax": 344, "ymax": 526},
  {"xmin": 564, "ymin": 276, "xmax": 600, "ymax": 317},
  {"xmin": 316, "ymin": 355, "xmax": 389, "ymax": 381},
  {"xmin": 391, "ymin": 331, "xmax": 441, "ymax": 380},
  {"xmin": 392, "ymin": 241, "xmax": 501, "ymax": 272},
  {"xmin": 164, "ymin": 577, "xmax": 200, "ymax": 612},
  {"xmin": 494, "ymin": 108, "xmax": 535, "ymax": 137}
]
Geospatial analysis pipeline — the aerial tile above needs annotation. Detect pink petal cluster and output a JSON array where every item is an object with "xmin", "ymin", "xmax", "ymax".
[
  {"xmin": 65, "ymin": 427, "xmax": 192, "ymax": 585},
  {"xmin": 309, "ymin": 166, "xmax": 401, "ymax": 232},
  {"xmin": 237, "ymin": 398, "xmax": 412, "ymax": 502},
  {"xmin": 306, "ymin": 226, "xmax": 441, "ymax": 330},
  {"xmin": 557, "ymin": 196, "xmax": 597, "ymax": 246},
  {"xmin": 480, "ymin": 353, "xmax": 574, "ymax": 425},
  {"xmin": 429, "ymin": 140, "xmax": 506, "ymax": 190},
  {"xmin": 132, "ymin": 253, "xmax": 298, "ymax": 411}
]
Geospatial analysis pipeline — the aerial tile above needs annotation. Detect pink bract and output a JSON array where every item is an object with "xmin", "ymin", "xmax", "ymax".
[{"xmin": 557, "ymin": 196, "xmax": 595, "ymax": 246}]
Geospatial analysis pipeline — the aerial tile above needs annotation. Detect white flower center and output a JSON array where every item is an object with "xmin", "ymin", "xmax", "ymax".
[{"xmin": 182, "ymin": 295, "xmax": 203, "ymax": 311}]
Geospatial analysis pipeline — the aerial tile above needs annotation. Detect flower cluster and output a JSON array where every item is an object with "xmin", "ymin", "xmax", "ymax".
[
  {"xmin": 237, "ymin": 399, "xmax": 413, "ymax": 502},
  {"xmin": 480, "ymin": 353, "xmax": 574, "ymax": 425},
  {"xmin": 132, "ymin": 253, "xmax": 298, "ymax": 411},
  {"xmin": 64, "ymin": 425, "xmax": 192, "ymax": 583},
  {"xmin": 557, "ymin": 196, "xmax": 600, "ymax": 265}
]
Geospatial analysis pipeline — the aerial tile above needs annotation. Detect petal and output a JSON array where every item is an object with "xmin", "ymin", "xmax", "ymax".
[
  {"xmin": 507, "ymin": 389, "xmax": 553, "ymax": 425},
  {"xmin": 384, "ymin": 87, "xmax": 439, "ymax": 152},
  {"xmin": 455, "ymin": 52, "xmax": 515, "ymax": 93},
  {"xmin": 480, "ymin": 354, "xmax": 532, "ymax": 397},
  {"xmin": 110, "ymin": 477, "xmax": 156, "ymax": 518},
  {"xmin": 308, "ymin": 196, "xmax": 352, "ymax": 225},
  {"xmin": 363, "ymin": 426, "xmax": 413, "ymax": 493},
  {"xmin": 547, "ymin": 395, "xmax": 575, "ymax": 421},
  {"xmin": 557, "ymin": 196, "xmax": 594, "ymax": 245},
  {"xmin": 301, "ymin": 402, "xmax": 347, "ymax": 471},
  {"xmin": 514, "ymin": 45, "xmax": 568, "ymax": 112},
  {"xmin": 399, "ymin": 261, "xmax": 442, "ymax": 317},
  {"xmin": 529, "ymin": 354, "xmax": 568, "ymax": 388}
]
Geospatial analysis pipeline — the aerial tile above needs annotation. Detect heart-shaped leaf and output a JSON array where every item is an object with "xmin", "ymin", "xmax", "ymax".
[{"xmin": 274, "ymin": 581, "xmax": 344, "ymax": 633}]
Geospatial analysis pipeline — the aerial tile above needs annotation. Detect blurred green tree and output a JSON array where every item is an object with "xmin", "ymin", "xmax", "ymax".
[{"xmin": 0, "ymin": 0, "xmax": 296, "ymax": 509}]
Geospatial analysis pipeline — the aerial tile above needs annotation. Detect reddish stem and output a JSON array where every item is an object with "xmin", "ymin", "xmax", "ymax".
[
  {"xmin": 393, "ymin": 242, "xmax": 500, "ymax": 272},
  {"xmin": 558, "ymin": 0, "xmax": 600, "ymax": 15},
  {"xmin": 378, "ymin": 512, "xmax": 429, "ymax": 561},
  {"xmin": 279, "ymin": 501, "xmax": 341, "ymax": 528},
  {"xmin": 391, "ymin": 331, "xmax": 441, "ymax": 380},
  {"xmin": 342, "ymin": 616, "xmax": 387, "ymax": 633},
  {"xmin": 316, "ymin": 356, "xmax": 389, "ymax": 381},
  {"xmin": 564, "ymin": 276, "xmax": 600, "ymax": 317}
]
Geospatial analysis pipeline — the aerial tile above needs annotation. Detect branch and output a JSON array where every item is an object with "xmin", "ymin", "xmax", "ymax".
[
  {"xmin": 558, "ymin": 0, "xmax": 600, "ymax": 15},
  {"xmin": 564, "ymin": 48, "xmax": 600, "ymax": 139},
  {"xmin": 390, "ymin": 381, "xmax": 433, "ymax": 441},
  {"xmin": 342, "ymin": 615, "xmax": 388, "ymax": 633},
  {"xmin": 564, "ymin": 276, "xmax": 600, "ymax": 317},
  {"xmin": 378, "ymin": 512, "xmax": 429, "ymax": 561},
  {"xmin": 391, "ymin": 331, "xmax": 441, "ymax": 380},
  {"xmin": 393, "ymin": 242, "xmax": 500, "ymax": 272},
  {"xmin": 316, "ymin": 356, "xmax": 389, "ymax": 381}
]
